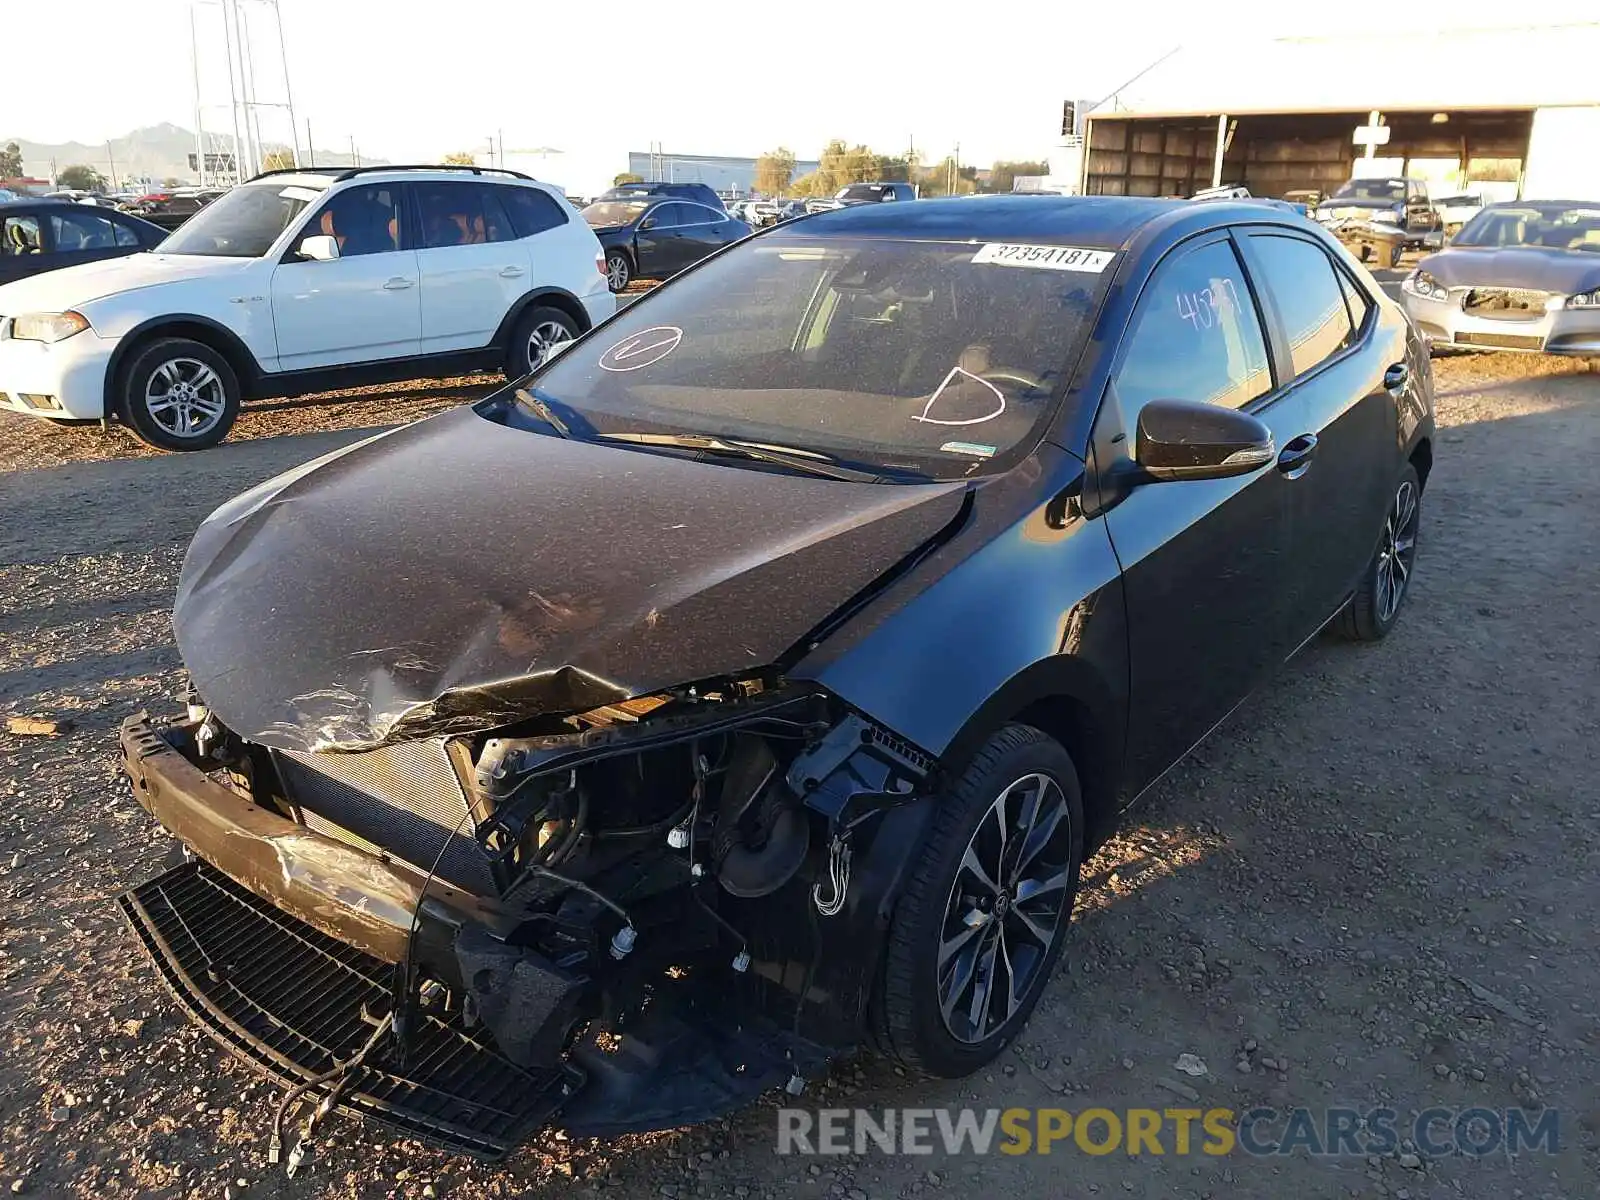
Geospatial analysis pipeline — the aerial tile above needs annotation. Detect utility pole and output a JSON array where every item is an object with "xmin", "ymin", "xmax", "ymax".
[
  {"xmin": 497, "ymin": 129, "xmax": 504, "ymax": 170},
  {"xmin": 221, "ymin": 0, "xmax": 245, "ymax": 183},
  {"xmin": 106, "ymin": 141, "xmax": 117, "ymax": 191},
  {"xmin": 269, "ymin": 0, "xmax": 300, "ymax": 166},
  {"xmin": 306, "ymin": 118, "xmax": 314, "ymax": 167},
  {"xmin": 190, "ymin": 4, "xmax": 206, "ymax": 186},
  {"xmin": 350, "ymin": 135, "xmax": 359, "ymax": 167}
]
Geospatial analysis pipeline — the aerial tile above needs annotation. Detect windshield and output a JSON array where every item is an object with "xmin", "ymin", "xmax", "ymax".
[
  {"xmin": 159, "ymin": 182, "xmax": 319, "ymax": 257},
  {"xmin": 583, "ymin": 200, "xmax": 649, "ymax": 227},
  {"xmin": 522, "ymin": 235, "xmax": 1112, "ymax": 480},
  {"xmin": 1331, "ymin": 179, "xmax": 1405, "ymax": 203},
  {"xmin": 1452, "ymin": 204, "xmax": 1600, "ymax": 251}
]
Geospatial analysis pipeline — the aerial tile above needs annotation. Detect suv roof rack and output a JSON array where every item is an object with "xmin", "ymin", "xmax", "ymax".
[{"xmin": 245, "ymin": 164, "xmax": 535, "ymax": 184}]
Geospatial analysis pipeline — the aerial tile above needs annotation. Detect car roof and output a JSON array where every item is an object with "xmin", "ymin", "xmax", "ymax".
[{"xmin": 793, "ymin": 195, "xmax": 1189, "ymax": 250}]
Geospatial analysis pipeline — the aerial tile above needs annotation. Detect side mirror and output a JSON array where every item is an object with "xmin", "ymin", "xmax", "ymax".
[
  {"xmin": 1135, "ymin": 398, "xmax": 1275, "ymax": 482},
  {"xmin": 639, "ymin": 217, "xmax": 657, "ymax": 231},
  {"xmin": 297, "ymin": 234, "xmax": 340, "ymax": 262}
]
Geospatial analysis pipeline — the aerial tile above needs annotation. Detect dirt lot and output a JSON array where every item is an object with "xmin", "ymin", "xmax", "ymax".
[{"xmin": 0, "ymin": 352, "xmax": 1596, "ymax": 1199}]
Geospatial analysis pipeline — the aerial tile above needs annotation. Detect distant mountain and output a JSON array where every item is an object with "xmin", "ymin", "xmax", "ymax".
[{"xmin": 1, "ymin": 122, "xmax": 385, "ymax": 185}]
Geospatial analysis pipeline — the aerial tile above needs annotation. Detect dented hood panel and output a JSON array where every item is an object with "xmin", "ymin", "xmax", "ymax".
[
  {"xmin": 1419, "ymin": 247, "xmax": 1600, "ymax": 295},
  {"xmin": 174, "ymin": 404, "xmax": 966, "ymax": 751}
]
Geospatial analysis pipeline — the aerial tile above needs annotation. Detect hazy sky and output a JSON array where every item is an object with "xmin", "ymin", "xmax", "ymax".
[{"xmin": 9, "ymin": 0, "xmax": 1597, "ymax": 192}]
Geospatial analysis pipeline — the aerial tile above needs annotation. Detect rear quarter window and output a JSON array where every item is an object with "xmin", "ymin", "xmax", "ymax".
[{"xmin": 499, "ymin": 186, "xmax": 569, "ymax": 238}]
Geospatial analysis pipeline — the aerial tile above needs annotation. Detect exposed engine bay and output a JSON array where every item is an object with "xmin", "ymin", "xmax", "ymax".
[{"xmin": 119, "ymin": 675, "xmax": 938, "ymax": 1161}]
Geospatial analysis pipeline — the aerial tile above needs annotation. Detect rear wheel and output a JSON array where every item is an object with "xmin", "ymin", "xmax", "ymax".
[
  {"xmin": 118, "ymin": 337, "xmax": 240, "ymax": 451},
  {"xmin": 604, "ymin": 250, "xmax": 632, "ymax": 292},
  {"xmin": 1334, "ymin": 463, "xmax": 1421, "ymax": 641},
  {"xmin": 504, "ymin": 305, "xmax": 580, "ymax": 378},
  {"xmin": 875, "ymin": 724, "xmax": 1084, "ymax": 1077}
]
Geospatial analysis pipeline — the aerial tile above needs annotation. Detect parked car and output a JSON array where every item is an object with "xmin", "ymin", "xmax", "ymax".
[
  {"xmin": 1315, "ymin": 176, "xmax": 1441, "ymax": 266},
  {"xmin": 123, "ymin": 188, "xmax": 229, "ymax": 231},
  {"xmin": 582, "ymin": 195, "xmax": 750, "ymax": 291},
  {"xmin": 0, "ymin": 198, "xmax": 166, "ymax": 287},
  {"xmin": 1400, "ymin": 199, "xmax": 1600, "ymax": 362},
  {"xmin": 776, "ymin": 199, "xmax": 810, "ymax": 222},
  {"xmin": 1434, "ymin": 193, "xmax": 1486, "ymax": 238},
  {"xmin": 116, "ymin": 195, "xmax": 1432, "ymax": 1162},
  {"xmin": 599, "ymin": 181, "xmax": 727, "ymax": 212},
  {"xmin": 834, "ymin": 181, "xmax": 917, "ymax": 206},
  {"xmin": 0, "ymin": 165, "xmax": 614, "ymax": 449}
]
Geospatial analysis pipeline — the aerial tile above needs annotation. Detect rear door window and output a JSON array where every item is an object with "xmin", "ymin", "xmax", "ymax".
[
  {"xmin": 50, "ymin": 210, "xmax": 121, "ymax": 251},
  {"xmin": 415, "ymin": 181, "xmax": 489, "ymax": 248},
  {"xmin": 1112, "ymin": 237, "xmax": 1273, "ymax": 414},
  {"xmin": 1245, "ymin": 234, "xmax": 1356, "ymax": 377}
]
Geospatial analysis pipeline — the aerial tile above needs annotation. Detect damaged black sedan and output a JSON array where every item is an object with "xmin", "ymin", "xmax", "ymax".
[{"xmin": 118, "ymin": 196, "xmax": 1434, "ymax": 1162}]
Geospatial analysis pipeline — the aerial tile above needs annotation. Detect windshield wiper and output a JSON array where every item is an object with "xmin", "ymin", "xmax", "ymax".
[
  {"xmin": 513, "ymin": 387, "xmax": 599, "ymax": 441},
  {"xmin": 594, "ymin": 432, "xmax": 886, "ymax": 482}
]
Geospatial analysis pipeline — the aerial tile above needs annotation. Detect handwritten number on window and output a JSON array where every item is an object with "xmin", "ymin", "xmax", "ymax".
[{"xmin": 1176, "ymin": 277, "xmax": 1243, "ymax": 331}]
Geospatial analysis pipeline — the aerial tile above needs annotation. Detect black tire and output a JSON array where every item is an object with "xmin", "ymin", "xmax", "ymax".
[
  {"xmin": 874, "ymin": 723, "xmax": 1084, "ymax": 1078},
  {"xmin": 1334, "ymin": 462, "xmax": 1421, "ymax": 642},
  {"xmin": 504, "ymin": 305, "xmax": 581, "ymax": 379},
  {"xmin": 604, "ymin": 250, "xmax": 632, "ymax": 293},
  {"xmin": 117, "ymin": 337, "xmax": 240, "ymax": 451}
]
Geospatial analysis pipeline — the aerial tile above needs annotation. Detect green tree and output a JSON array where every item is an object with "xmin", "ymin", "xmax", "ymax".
[
  {"xmin": 989, "ymin": 160, "xmax": 1049, "ymax": 194},
  {"xmin": 613, "ymin": 171, "xmax": 644, "ymax": 186},
  {"xmin": 442, "ymin": 150, "xmax": 477, "ymax": 166},
  {"xmin": 260, "ymin": 149, "xmax": 296, "ymax": 171},
  {"xmin": 0, "ymin": 142, "xmax": 21, "ymax": 178},
  {"xmin": 57, "ymin": 164, "xmax": 105, "ymax": 192},
  {"xmin": 813, "ymin": 140, "xmax": 883, "ymax": 195},
  {"xmin": 754, "ymin": 147, "xmax": 796, "ymax": 196},
  {"xmin": 917, "ymin": 157, "xmax": 979, "ymax": 197},
  {"xmin": 788, "ymin": 170, "xmax": 824, "ymax": 197}
]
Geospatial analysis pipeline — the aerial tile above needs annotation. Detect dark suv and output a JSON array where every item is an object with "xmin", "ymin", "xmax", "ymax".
[{"xmin": 599, "ymin": 182, "xmax": 726, "ymax": 212}]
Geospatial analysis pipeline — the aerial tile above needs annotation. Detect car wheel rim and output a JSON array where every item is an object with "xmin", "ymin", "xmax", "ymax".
[
  {"xmin": 528, "ymin": 320, "xmax": 572, "ymax": 366},
  {"xmin": 144, "ymin": 357, "xmax": 225, "ymax": 439},
  {"xmin": 937, "ymin": 772, "xmax": 1073, "ymax": 1045},
  {"xmin": 1375, "ymin": 479, "xmax": 1418, "ymax": 623},
  {"xmin": 607, "ymin": 256, "xmax": 628, "ymax": 289}
]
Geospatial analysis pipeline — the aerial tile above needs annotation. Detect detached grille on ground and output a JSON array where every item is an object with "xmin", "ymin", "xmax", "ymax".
[{"xmin": 119, "ymin": 860, "xmax": 580, "ymax": 1159}]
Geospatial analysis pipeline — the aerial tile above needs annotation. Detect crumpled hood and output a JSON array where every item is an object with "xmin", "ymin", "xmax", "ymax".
[
  {"xmin": 174, "ymin": 404, "xmax": 967, "ymax": 752},
  {"xmin": 1419, "ymin": 247, "xmax": 1600, "ymax": 295},
  {"xmin": 0, "ymin": 252, "xmax": 251, "ymax": 314}
]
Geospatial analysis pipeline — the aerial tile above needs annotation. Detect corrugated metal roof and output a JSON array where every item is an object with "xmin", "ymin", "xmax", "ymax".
[{"xmin": 1089, "ymin": 24, "xmax": 1600, "ymax": 119}]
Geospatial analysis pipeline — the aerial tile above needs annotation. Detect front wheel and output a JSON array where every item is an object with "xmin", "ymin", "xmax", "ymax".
[
  {"xmin": 118, "ymin": 337, "xmax": 241, "ymax": 451},
  {"xmin": 604, "ymin": 250, "xmax": 632, "ymax": 293},
  {"xmin": 504, "ymin": 305, "xmax": 580, "ymax": 379},
  {"xmin": 1334, "ymin": 463, "xmax": 1421, "ymax": 641},
  {"xmin": 874, "ymin": 724, "xmax": 1084, "ymax": 1078}
]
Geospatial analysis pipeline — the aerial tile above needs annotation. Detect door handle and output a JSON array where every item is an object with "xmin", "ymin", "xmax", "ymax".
[
  {"xmin": 1276, "ymin": 433, "xmax": 1318, "ymax": 478},
  {"xmin": 1383, "ymin": 362, "xmax": 1409, "ymax": 390},
  {"xmin": 499, "ymin": 266, "xmax": 525, "ymax": 278},
  {"xmin": 382, "ymin": 277, "xmax": 413, "ymax": 290}
]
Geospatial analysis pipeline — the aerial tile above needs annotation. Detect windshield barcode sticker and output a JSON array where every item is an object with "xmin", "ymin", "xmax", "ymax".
[{"xmin": 972, "ymin": 243, "xmax": 1114, "ymax": 272}]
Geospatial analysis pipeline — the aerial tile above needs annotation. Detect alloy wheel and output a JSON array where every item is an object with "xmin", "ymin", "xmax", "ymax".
[
  {"xmin": 937, "ymin": 773, "xmax": 1073, "ymax": 1044},
  {"xmin": 606, "ymin": 254, "xmax": 630, "ymax": 291},
  {"xmin": 144, "ymin": 357, "xmax": 227, "ymax": 440},
  {"xmin": 1375, "ymin": 478, "xmax": 1419, "ymax": 623},
  {"xmin": 528, "ymin": 319, "xmax": 574, "ymax": 367}
]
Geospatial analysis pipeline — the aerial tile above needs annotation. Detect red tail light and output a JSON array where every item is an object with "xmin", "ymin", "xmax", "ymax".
[{"xmin": 595, "ymin": 253, "xmax": 607, "ymax": 277}]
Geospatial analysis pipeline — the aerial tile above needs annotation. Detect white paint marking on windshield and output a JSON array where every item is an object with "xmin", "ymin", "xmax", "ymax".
[{"xmin": 911, "ymin": 367, "xmax": 1007, "ymax": 427}]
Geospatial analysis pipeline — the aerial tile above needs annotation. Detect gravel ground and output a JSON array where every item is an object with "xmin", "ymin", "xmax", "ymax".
[{"xmin": 1, "ymin": 352, "xmax": 1597, "ymax": 1198}]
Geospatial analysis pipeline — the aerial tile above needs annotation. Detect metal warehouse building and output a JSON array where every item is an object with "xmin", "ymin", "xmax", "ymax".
[{"xmin": 1078, "ymin": 23, "xmax": 1600, "ymax": 201}]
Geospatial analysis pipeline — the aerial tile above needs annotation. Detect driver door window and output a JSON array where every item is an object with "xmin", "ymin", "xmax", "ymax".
[
  {"xmin": 1111, "ymin": 237, "xmax": 1272, "ymax": 423},
  {"xmin": 308, "ymin": 185, "xmax": 403, "ymax": 257}
]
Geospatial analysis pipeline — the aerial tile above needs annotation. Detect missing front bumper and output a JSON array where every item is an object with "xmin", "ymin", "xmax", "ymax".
[{"xmin": 119, "ymin": 859, "xmax": 582, "ymax": 1159}]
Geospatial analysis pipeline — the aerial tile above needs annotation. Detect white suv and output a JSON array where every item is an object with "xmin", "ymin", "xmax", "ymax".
[{"xmin": 0, "ymin": 166, "xmax": 615, "ymax": 449}]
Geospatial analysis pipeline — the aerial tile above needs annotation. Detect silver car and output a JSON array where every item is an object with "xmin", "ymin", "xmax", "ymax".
[{"xmin": 1400, "ymin": 200, "xmax": 1600, "ymax": 360}]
